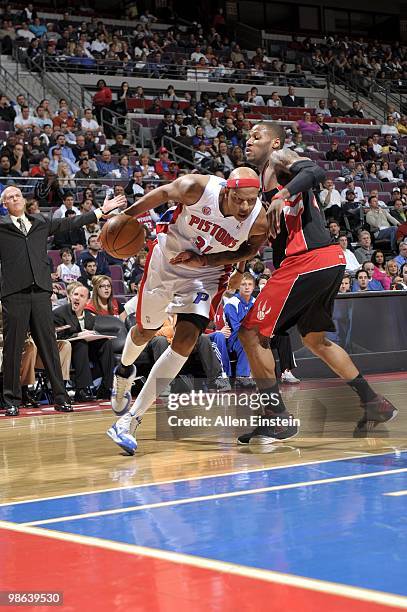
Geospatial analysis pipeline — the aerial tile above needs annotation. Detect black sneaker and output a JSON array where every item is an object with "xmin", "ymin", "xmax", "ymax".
[
  {"xmin": 353, "ymin": 395, "xmax": 398, "ymax": 437},
  {"xmin": 237, "ymin": 413, "xmax": 299, "ymax": 446}
]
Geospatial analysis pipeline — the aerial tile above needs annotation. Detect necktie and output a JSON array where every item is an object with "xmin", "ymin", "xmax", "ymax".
[{"xmin": 18, "ymin": 218, "xmax": 28, "ymax": 236}]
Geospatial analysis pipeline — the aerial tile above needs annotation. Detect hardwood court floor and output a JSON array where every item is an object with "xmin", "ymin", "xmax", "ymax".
[
  {"xmin": 1, "ymin": 375, "xmax": 406, "ymax": 504},
  {"xmin": 1, "ymin": 375, "xmax": 406, "ymax": 611}
]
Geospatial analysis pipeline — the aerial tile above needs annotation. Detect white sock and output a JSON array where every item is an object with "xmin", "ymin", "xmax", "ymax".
[
  {"xmin": 121, "ymin": 330, "xmax": 147, "ymax": 367},
  {"xmin": 130, "ymin": 347, "xmax": 188, "ymax": 420}
]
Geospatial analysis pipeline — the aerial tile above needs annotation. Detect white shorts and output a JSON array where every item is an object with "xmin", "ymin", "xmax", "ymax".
[{"xmin": 136, "ymin": 242, "xmax": 230, "ymax": 329}]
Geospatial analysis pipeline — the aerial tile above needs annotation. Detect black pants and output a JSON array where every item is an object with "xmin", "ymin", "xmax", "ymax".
[
  {"xmin": 2, "ymin": 288, "xmax": 67, "ymax": 407},
  {"xmin": 71, "ymin": 338, "xmax": 114, "ymax": 390},
  {"xmin": 270, "ymin": 333, "xmax": 296, "ymax": 376},
  {"xmin": 147, "ymin": 335, "xmax": 222, "ymax": 381}
]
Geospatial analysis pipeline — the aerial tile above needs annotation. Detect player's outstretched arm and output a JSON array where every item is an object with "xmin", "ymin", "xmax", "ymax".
[
  {"xmin": 121, "ymin": 174, "xmax": 209, "ymax": 218},
  {"xmin": 269, "ymin": 149, "xmax": 326, "ymax": 199}
]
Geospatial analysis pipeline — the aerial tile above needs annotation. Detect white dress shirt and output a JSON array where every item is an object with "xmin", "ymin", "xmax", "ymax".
[{"xmin": 10, "ymin": 213, "xmax": 32, "ymax": 233}]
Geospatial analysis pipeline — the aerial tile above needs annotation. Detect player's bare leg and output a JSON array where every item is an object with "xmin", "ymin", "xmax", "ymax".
[
  {"xmin": 108, "ymin": 320, "xmax": 201, "ymax": 455},
  {"xmin": 302, "ymin": 332, "xmax": 398, "ymax": 435}
]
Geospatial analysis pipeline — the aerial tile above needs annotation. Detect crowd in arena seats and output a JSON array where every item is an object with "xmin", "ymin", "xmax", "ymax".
[{"xmin": 0, "ymin": 4, "xmax": 407, "ymax": 407}]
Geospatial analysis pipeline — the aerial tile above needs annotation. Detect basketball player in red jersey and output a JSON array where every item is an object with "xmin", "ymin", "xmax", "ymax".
[{"xmin": 234, "ymin": 126, "xmax": 397, "ymax": 442}]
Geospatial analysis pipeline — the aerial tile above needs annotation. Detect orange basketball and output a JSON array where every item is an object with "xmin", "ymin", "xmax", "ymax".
[{"xmin": 100, "ymin": 214, "xmax": 146, "ymax": 260}]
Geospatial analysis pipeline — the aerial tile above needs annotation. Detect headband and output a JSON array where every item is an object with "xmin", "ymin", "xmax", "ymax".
[{"xmin": 226, "ymin": 177, "xmax": 260, "ymax": 189}]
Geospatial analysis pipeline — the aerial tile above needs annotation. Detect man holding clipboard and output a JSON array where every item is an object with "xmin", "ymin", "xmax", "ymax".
[{"xmin": 53, "ymin": 284, "xmax": 115, "ymax": 402}]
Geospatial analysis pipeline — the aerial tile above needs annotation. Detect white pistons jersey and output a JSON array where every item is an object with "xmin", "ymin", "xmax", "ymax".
[
  {"xmin": 156, "ymin": 175, "xmax": 262, "ymax": 270},
  {"xmin": 136, "ymin": 175, "xmax": 263, "ymax": 330}
]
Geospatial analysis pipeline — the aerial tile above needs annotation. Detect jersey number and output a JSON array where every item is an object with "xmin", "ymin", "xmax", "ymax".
[{"xmin": 194, "ymin": 236, "xmax": 213, "ymax": 254}]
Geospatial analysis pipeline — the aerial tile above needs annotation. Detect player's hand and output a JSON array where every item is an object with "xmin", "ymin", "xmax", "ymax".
[
  {"xmin": 101, "ymin": 194, "xmax": 127, "ymax": 216},
  {"xmin": 267, "ymin": 196, "xmax": 285, "ymax": 240},
  {"xmin": 169, "ymin": 251, "xmax": 206, "ymax": 267},
  {"xmin": 227, "ymin": 270, "xmax": 242, "ymax": 291},
  {"xmin": 220, "ymin": 324, "xmax": 231, "ymax": 338}
]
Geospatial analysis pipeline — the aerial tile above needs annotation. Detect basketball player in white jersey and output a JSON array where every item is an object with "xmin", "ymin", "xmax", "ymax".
[{"xmin": 107, "ymin": 167, "xmax": 268, "ymax": 455}]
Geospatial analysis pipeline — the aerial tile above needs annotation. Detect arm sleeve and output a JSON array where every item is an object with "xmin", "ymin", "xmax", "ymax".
[
  {"xmin": 48, "ymin": 211, "xmax": 97, "ymax": 236},
  {"xmin": 285, "ymin": 160, "xmax": 326, "ymax": 196},
  {"xmin": 224, "ymin": 301, "xmax": 241, "ymax": 333}
]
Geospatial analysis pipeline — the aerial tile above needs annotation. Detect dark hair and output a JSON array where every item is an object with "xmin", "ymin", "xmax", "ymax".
[
  {"xmin": 83, "ymin": 257, "xmax": 95, "ymax": 267},
  {"xmin": 64, "ymin": 209, "xmax": 76, "ymax": 217},
  {"xmin": 60, "ymin": 247, "xmax": 74, "ymax": 258},
  {"xmin": 371, "ymin": 250, "xmax": 385, "ymax": 267},
  {"xmin": 63, "ymin": 192, "xmax": 74, "ymax": 200},
  {"xmin": 356, "ymin": 269, "xmax": 368, "ymax": 280},
  {"xmin": 252, "ymin": 121, "xmax": 286, "ymax": 147},
  {"xmin": 401, "ymin": 263, "xmax": 407, "ymax": 276}
]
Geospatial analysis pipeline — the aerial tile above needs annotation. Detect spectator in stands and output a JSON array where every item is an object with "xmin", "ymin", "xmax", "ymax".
[
  {"xmin": 267, "ymin": 92, "xmax": 282, "ymax": 107},
  {"xmin": 78, "ymin": 258, "xmax": 97, "ymax": 293},
  {"xmin": 81, "ymin": 108, "xmax": 100, "ymax": 133},
  {"xmin": 360, "ymin": 262, "xmax": 385, "ymax": 291},
  {"xmin": 328, "ymin": 98, "xmax": 345, "ymax": 117},
  {"xmin": 49, "ymin": 134, "xmax": 78, "ymax": 172},
  {"xmin": 396, "ymin": 115, "xmax": 407, "ymax": 135},
  {"xmin": 53, "ymin": 192, "xmax": 80, "ymax": 219},
  {"xmin": 85, "ymin": 275, "xmax": 123, "ymax": 316},
  {"xmin": 53, "ymin": 284, "xmax": 113, "ymax": 401},
  {"xmin": 75, "ymin": 158, "xmax": 98, "ymax": 185},
  {"xmin": 328, "ymin": 219, "xmax": 341, "ymax": 243},
  {"xmin": 96, "ymin": 148, "xmax": 117, "ymax": 177},
  {"xmin": 29, "ymin": 17, "xmax": 47, "ymax": 38},
  {"xmin": 394, "ymin": 241, "xmax": 407, "ymax": 268},
  {"xmin": 125, "ymin": 169, "xmax": 145, "ymax": 198},
  {"xmin": 339, "ymin": 234, "xmax": 360, "ymax": 274},
  {"xmin": 56, "ymin": 247, "xmax": 81, "ymax": 284},
  {"xmin": 393, "ymin": 263, "xmax": 407, "ymax": 290},
  {"xmin": 392, "ymin": 199, "xmax": 407, "ymax": 224},
  {"xmin": 341, "ymin": 177, "xmax": 364, "ymax": 203},
  {"xmin": 0, "ymin": 155, "xmax": 21, "ymax": 185},
  {"xmin": 215, "ymin": 141, "xmax": 234, "ymax": 175},
  {"xmin": 14, "ymin": 106, "xmax": 36, "ymax": 131},
  {"xmin": 370, "ymin": 251, "xmax": 391, "ymax": 289},
  {"xmin": 365, "ymin": 195, "xmax": 400, "ymax": 252},
  {"xmin": 0, "ymin": 94, "xmax": 16, "ymax": 123},
  {"xmin": 111, "ymin": 154, "xmax": 133, "ymax": 180},
  {"xmin": 33, "ymin": 105, "xmax": 52, "ymax": 130},
  {"xmin": 354, "ymin": 230, "xmax": 375, "ymax": 264},
  {"xmin": 325, "ymin": 140, "xmax": 346, "ymax": 162},
  {"xmin": 155, "ymin": 111, "xmax": 176, "ymax": 147},
  {"xmin": 320, "ymin": 178, "xmax": 342, "ymax": 221},
  {"xmin": 293, "ymin": 111, "xmax": 321, "ymax": 136},
  {"xmin": 315, "ymin": 99, "xmax": 331, "ymax": 116},
  {"xmin": 385, "ymin": 259, "xmax": 401, "ymax": 285},
  {"xmin": 352, "ymin": 269, "xmax": 370, "ymax": 292},
  {"xmin": 93, "ymin": 79, "xmax": 112, "ymax": 134},
  {"xmin": 52, "ymin": 209, "xmax": 86, "ymax": 251},
  {"xmin": 79, "ymin": 235, "xmax": 111, "ymax": 276},
  {"xmin": 377, "ymin": 160, "xmax": 397, "ymax": 182},
  {"xmin": 381, "ymin": 134, "xmax": 398, "ymax": 155},
  {"xmin": 366, "ymin": 161, "xmax": 379, "ymax": 181},
  {"xmin": 226, "ymin": 87, "xmax": 239, "ymax": 105},
  {"xmin": 381, "ymin": 115, "xmax": 399, "ymax": 136},
  {"xmin": 348, "ymin": 100, "xmax": 364, "ymax": 119},
  {"xmin": 109, "ymin": 134, "xmax": 130, "ymax": 156},
  {"xmin": 224, "ymin": 273, "xmax": 256, "ymax": 386},
  {"xmin": 281, "ymin": 86, "xmax": 303, "ymax": 107},
  {"xmin": 57, "ymin": 161, "xmax": 75, "ymax": 192},
  {"xmin": 393, "ymin": 158, "xmax": 407, "ymax": 182}
]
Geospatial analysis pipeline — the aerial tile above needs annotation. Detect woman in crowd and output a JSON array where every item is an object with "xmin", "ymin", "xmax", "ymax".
[
  {"xmin": 57, "ymin": 161, "xmax": 75, "ymax": 192},
  {"xmin": 163, "ymin": 85, "xmax": 178, "ymax": 101},
  {"xmin": 371, "ymin": 250, "xmax": 391, "ymax": 289},
  {"xmin": 56, "ymin": 247, "xmax": 81, "ymax": 284},
  {"xmin": 366, "ymin": 161, "xmax": 379, "ymax": 181},
  {"xmin": 226, "ymin": 86, "xmax": 239, "ymax": 105},
  {"xmin": 93, "ymin": 79, "xmax": 113, "ymax": 136},
  {"xmin": 293, "ymin": 111, "xmax": 322, "ymax": 136},
  {"xmin": 386, "ymin": 259, "xmax": 401, "ymax": 285},
  {"xmin": 115, "ymin": 81, "xmax": 132, "ymax": 118},
  {"xmin": 85, "ymin": 275, "xmax": 124, "ymax": 316},
  {"xmin": 393, "ymin": 263, "xmax": 407, "ymax": 290},
  {"xmin": 377, "ymin": 160, "xmax": 397, "ymax": 182}
]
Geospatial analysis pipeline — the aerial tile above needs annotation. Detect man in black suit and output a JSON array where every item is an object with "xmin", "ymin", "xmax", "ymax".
[
  {"xmin": 281, "ymin": 86, "xmax": 304, "ymax": 108},
  {"xmin": 53, "ymin": 284, "xmax": 114, "ymax": 401},
  {"xmin": 0, "ymin": 185, "xmax": 125, "ymax": 416}
]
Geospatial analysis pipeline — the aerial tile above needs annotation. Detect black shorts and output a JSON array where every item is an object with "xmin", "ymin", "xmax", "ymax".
[{"xmin": 242, "ymin": 245, "xmax": 346, "ymax": 338}]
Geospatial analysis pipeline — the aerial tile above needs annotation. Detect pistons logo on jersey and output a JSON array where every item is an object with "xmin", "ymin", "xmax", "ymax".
[
  {"xmin": 201, "ymin": 206, "xmax": 211, "ymax": 216},
  {"xmin": 256, "ymin": 300, "xmax": 272, "ymax": 321}
]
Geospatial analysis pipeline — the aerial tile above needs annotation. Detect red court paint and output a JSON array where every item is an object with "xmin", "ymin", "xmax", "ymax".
[{"xmin": 1, "ymin": 528, "xmax": 403, "ymax": 612}]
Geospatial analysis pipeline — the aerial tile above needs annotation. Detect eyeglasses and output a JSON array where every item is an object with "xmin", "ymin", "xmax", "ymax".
[{"xmin": 99, "ymin": 284, "xmax": 111, "ymax": 289}]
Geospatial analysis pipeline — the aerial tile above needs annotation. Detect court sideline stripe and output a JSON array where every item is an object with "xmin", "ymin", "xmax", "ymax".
[
  {"xmin": 24, "ymin": 467, "xmax": 407, "ymax": 526},
  {"xmin": 0, "ymin": 520, "xmax": 406, "ymax": 609},
  {"xmin": 1, "ymin": 449, "xmax": 405, "ymax": 509}
]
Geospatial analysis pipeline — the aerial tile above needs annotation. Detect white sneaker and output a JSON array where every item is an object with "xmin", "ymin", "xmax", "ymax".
[
  {"xmin": 281, "ymin": 370, "xmax": 301, "ymax": 384},
  {"xmin": 111, "ymin": 365, "xmax": 137, "ymax": 416},
  {"xmin": 107, "ymin": 413, "xmax": 141, "ymax": 456}
]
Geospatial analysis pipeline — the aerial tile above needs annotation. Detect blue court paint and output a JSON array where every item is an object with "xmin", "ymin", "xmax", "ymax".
[
  {"xmin": 35, "ymin": 468, "xmax": 407, "ymax": 596},
  {"xmin": 1, "ymin": 453, "xmax": 405, "ymax": 523}
]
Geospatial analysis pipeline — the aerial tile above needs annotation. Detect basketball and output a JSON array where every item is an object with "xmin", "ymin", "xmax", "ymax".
[{"xmin": 100, "ymin": 214, "xmax": 146, "ymax": 260}]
